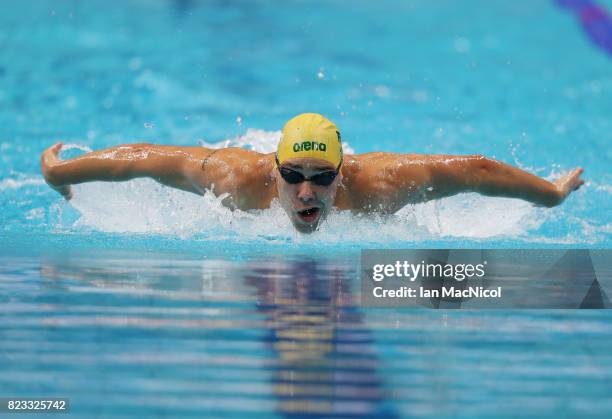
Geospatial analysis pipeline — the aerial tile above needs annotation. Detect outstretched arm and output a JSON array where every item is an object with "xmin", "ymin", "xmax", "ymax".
[
  {"xmin": 422, "ymin": 155, "xmax": 584, "ymax": 207},
  {"xmin": 354, "ymin": 153, "xmax": 584, "ymax": 211},
  {"xmin": 41, "ymin": 142, "xmax": 209, "ymax": 199}
]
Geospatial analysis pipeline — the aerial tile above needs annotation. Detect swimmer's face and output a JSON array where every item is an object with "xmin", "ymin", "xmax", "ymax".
[{"xmin": 275, "ymin": 157, "xmax": 341, "ymax": 233}]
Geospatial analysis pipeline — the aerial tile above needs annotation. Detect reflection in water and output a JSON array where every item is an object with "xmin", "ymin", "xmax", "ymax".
[
  {"xmin": 35, "ymin": 254, "xmax": 397, "ymax": 417},
  {"xmin": 171, "ymin": 0, "xmax": 196, "ymax": 14},
  {"xmin": 245, "ymin": 259, "xmax": 397, "ymax": 417},
  {"xmin": 4, "ymin": 253, "xmax": 612, "ymax": 417}
]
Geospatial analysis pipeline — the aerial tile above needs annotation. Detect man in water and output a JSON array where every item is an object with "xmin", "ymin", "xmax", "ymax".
[{"xmin": 41, "ymin": 113, "xmax": 584, "ymax": 233}]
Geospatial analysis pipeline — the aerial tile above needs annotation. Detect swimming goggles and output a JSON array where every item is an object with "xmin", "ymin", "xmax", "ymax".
[{"xmin": 276, "ymin": 155, "xmax": 341, "ymax": 186}]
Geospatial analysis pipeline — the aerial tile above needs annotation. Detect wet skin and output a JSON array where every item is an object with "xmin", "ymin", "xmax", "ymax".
[
  {"xmin": 274, "ymin": 158, "xmax": 342, "ymax": 233},
  {"xmin": 41, "ymin": 143, "xmax": 585, "ymax": 233}
]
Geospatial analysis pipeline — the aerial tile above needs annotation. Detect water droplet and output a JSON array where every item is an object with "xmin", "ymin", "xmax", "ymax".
[
  {"xmin": 317, "ymin": 70, "xmax": 325, "ymax": 80},
  {"xmin": 144, "ymin": 122, "xmax": 154, "ymax": 129},
  {"xmin": 129, "ymin": 57, "xmax": 142, "ymax": 71},
  {"xmin": 454, "ymin": 37, "xmax": 471, "ymax": 53},
  {"xmin": 374, "ymin": 85, "xmax": 390, "ymax": 98},
  {"xmin": 236, "ymin": 116, "xmax": 242, "ymax": 125},
  {"xmin": 412, "ymin": 90, "xmax": 429, "ymax": 103}
]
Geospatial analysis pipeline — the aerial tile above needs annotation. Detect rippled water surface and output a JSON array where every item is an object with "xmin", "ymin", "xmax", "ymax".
[
  {"xmin": 0, "ymin": 0, "xmax": 610, "ymax": 246},
  {"xmin": 2, "ymin": 251, "xmax": 612, "ymax": 418}
]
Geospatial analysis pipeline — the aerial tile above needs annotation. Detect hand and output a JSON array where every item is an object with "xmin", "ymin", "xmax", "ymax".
[
  {"xmin": 41, "ymin": 142, "xmax": 72, "ymax": 200},
  {"xmin": 554, "ymin": 168, "xmax": 584, "ymax": 204}
]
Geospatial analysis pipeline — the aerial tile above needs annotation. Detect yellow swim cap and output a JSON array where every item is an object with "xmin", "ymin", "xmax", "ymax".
[{"xmin": 277, "ymin": 113, "xmax": 342, "ymax": 168}]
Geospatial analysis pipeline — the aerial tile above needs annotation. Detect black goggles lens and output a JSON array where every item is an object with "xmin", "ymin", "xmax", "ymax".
[{"xmin": 278, "ymin": 167, "xmax": 338, "ymax": 186}]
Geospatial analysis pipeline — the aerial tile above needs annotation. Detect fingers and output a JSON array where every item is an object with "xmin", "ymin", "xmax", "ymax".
[
  {"xmin": 41, "ymin": 143, "xmax": 65, "ymax": 186},
  {"xmin": 53, "ymin": 184, "xmax": 72, "ymax": 200},
  {"xmin": 51, "ymin": 142, "xmax": 63, "ymax": 153},
  {"xmin": 63, "ymin": 186, "xmax": 73, "ymax": 200},
  {"xmin": 41, "ymin": 143, "xmax": 71, "ymax": 198},
  {"xmin": 42, "ymin": 143, "xmax": 64, "ymax": 168},
  {"xmin": 569, "ymin": 167, "xmax": 585, "ymax": 192},
  {"xmin": 554, "ymin": 168, "xmax": 585, "ymax": 200},
  {"xmin": 47, "ymin": 142, "xmax": 63, "ymax": 156},
  {"xmin": 43, "ymin": 142, "xmax": 63, "ymax": 157},
  {"xmin": 573, "ymin": 167, "xmax": 584, "ymax": 186},
  {"xmin": 572, "ymin": 167, "xmax": 584, "ymax": 179}
]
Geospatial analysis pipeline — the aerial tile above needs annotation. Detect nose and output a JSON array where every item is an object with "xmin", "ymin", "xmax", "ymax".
[{"xmin": 296, "ymin": 180, "xmax": 316, "ymax": 202}]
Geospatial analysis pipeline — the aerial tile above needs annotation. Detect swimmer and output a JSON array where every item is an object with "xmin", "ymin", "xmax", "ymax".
[{"xmin": 41, "ymin": 113, "xmax": 584, "ymax": 233}]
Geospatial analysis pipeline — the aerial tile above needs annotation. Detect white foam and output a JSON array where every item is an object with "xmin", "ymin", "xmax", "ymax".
[
  {"xmin": 0, "ymin": 177, "xmax": 45, "ymax": 190},
  {"xmin": 64, "ymin": 177, "xmax": 547, "ymax": 242},
  {"xmin": 60, "ymin": 143, "xmax": 93, "ymax": 153},
  {"xmin": 594, "ymin": 183, "xmax": 612, "ymax": 194}
]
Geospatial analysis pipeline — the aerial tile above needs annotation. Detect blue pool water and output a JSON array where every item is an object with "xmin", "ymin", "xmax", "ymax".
[{"xmin": 1, "ymin": 0, "xmax": 611, "ymax": 417}]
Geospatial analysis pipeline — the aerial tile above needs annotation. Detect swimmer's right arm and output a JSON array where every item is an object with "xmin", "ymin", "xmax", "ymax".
[{"xmin": 41, "ymin": 142, "xmax": 209, "ymax": 199}]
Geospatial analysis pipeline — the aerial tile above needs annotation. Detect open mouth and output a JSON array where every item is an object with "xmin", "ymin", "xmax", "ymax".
[{"xmin": 296, "ymin": 207, "xmax": 320, "ymax": 223}]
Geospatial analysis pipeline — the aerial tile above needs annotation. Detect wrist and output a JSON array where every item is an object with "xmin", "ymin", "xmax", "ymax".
[
  {"xmin": 44, "ymin": 165, "xmax": 64, "ymax": 187},
  {"xmin": 543, "ymin": 186, "xmax": 564, "ymax": 207}
]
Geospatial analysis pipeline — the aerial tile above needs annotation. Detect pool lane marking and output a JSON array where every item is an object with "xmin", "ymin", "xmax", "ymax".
[{"xmin": 556, "ymin": 0, "xmax": 612, "ymax": 55}]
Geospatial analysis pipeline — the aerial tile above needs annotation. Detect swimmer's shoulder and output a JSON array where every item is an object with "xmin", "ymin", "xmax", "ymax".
[
  {"xmin": 340, "ymin": 152, "xmax": 408, "ymax": 182},
  {"xmin": 179, "ymin": 146, "xmax": 269, "ymax": 162},
  {"xmin": 337, "ymin": 154, "xmax": 383, "ymax": 210},
  {"xmin": 217, "ymin": 149, "xmax": 277, "ymax": 210},
  {"xmin": 337, "ymin": 152, "xmax": 427, "ymax": 211},
  {"xmin": 181, "ymin": 147, "xmax": 273, "ymax": 176},
  {"xmin": 341, "ymin": 152, "xmax": 430, "ymax": 177},
  {"xmin": 184, "ymin": 147, "xmax": 276, "ymax": 210}
]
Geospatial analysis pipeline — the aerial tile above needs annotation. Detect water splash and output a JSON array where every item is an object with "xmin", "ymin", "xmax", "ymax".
[
  {"xmin": 60, "ymin": 143, "xmax": 93, "ymax": 153},
  {"xmin": 0, "ymin": 177, "xmax": 45, "ymax": 190},
  {"xmin": 15, "ymin": 129, "xmax": 599, "ymax": 245},
  {"xmin": 556, "ymin": 0, "xmax": 612, "ymax": 56},
  {"xmin": 63, "ymin": 177, "xmax": 548, "ymax": 242},
  {"xmin": 46, "ymin": 129, "xmax": 552, "ymax": 242}
]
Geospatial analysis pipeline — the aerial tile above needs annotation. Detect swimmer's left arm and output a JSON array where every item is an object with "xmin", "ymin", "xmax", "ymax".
[{"xmin": 399, "ymin": 154, "xmax": 584, "ymax": 207}]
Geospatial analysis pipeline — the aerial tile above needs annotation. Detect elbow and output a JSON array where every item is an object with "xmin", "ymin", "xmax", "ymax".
[
  {"xmin": 111, "ymin": 144, "xmax": 153, "ymax": 178},
  {"xmin": 470, "ymin": 154, "xmax": 492, "ymax": 171},
  {"xmin": 464, "ymin": 155, "xmax": 495, "ymax": 189},
  {"xmin": 117, "ymin": 143, "xmax": 153, "ymax": 157}
]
